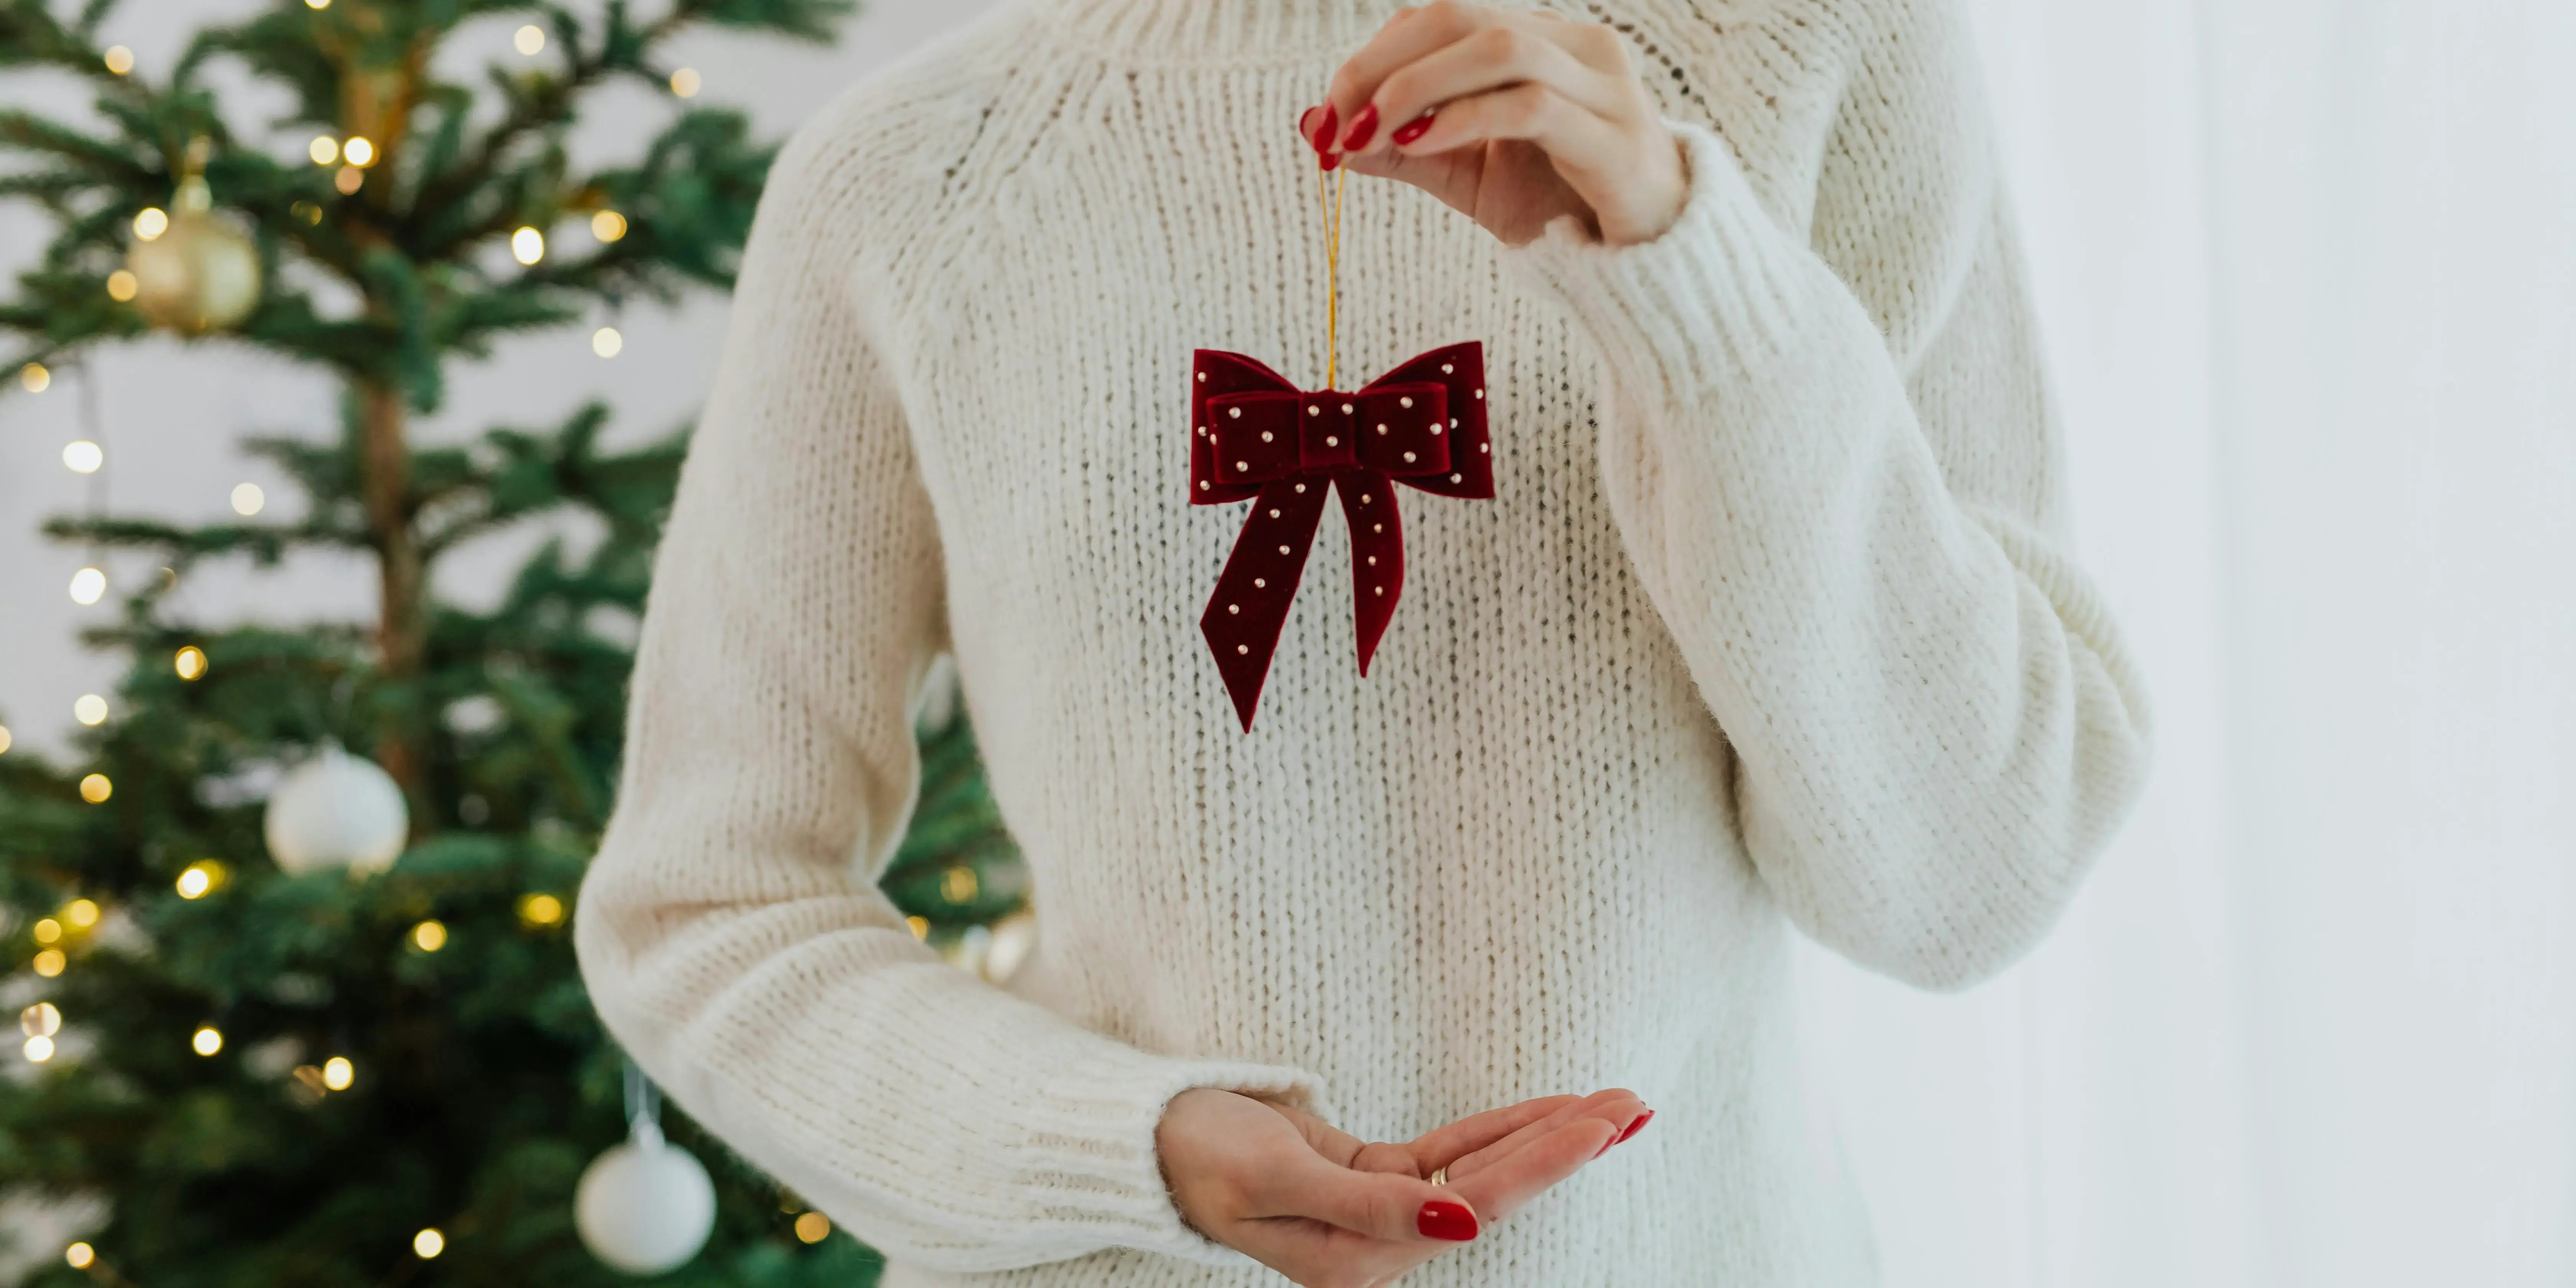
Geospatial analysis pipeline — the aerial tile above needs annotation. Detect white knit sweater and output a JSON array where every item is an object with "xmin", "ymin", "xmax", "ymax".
[{"xmin": 572, "ymin": 0, "xmax": 2151, "ymax": 1283}]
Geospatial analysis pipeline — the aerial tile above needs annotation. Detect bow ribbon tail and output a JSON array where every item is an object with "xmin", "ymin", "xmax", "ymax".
[
  {"xmin": 1201, "ymin": 478, "xmax": 1333, "ymax": 731},
  {"xmin": 1336, "ymin": 469, "xmax": 1405, "ymax": 675}
]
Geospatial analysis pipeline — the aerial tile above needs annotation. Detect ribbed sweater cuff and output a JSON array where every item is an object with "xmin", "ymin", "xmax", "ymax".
[
  {"xmin": 1019, "ymin": 1052, "xmax": 1321, "ymax": 1267},
  {"xmin": 1500, "ymin": 121, "xmax": 1873, "ymax": 421}
]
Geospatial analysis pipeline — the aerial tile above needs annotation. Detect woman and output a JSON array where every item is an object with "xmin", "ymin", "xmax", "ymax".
[{"xmin": 573, "ymin": 0, "xmax": 2152, "ymax": 1283}]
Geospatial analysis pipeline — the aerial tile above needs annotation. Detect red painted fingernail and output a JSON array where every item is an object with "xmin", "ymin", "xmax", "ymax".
[
  {"xmin": 1612, "ymin": 1108, "xmax": 1654, "ymax": 1146},
  {"xmin": 1320, "ymin": 150, "xmax": 1342, "ymax": 172},
  {"xmin": 1310, "ymin": 104, "xmax": 1339, "ymax": 154},
  {"xmin": 1417, "ymin": 1199, "xmax": 1479, "ymax": 1241},
  {"xmin": 1391, "ymin": 112, "xmax": 1434, "ymax": 146},
  {"xmin": 1341, "ymin": 102, "xmax": 1379, "ymax": 151}
]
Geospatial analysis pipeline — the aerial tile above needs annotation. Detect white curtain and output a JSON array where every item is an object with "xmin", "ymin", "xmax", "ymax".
[{"xmin": 1797, "ymin": 1, "xmax": 2576, "ymax": 1285}]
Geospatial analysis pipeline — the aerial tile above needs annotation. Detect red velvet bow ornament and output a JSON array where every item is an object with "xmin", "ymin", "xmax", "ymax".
[{"xmin": 1189, "ymin": 342, "xmax": 1494, "ymax": 730}]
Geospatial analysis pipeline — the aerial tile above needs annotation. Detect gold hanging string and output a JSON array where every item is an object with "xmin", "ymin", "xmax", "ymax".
[{"xmin": 1315, "ymin": 160, "xmax": 1345, "ymax": 390}]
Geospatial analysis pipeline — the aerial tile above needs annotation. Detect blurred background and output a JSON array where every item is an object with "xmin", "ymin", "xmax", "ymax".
[{"xmin": 3, "ymin": 0, "xmax": 2569, "ymax": 1286}]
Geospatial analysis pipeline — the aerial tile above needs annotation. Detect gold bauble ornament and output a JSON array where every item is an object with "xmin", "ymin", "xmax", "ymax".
[{"xmin": 123, "ymin": 176, "xmax": 260, "ymax": 333}]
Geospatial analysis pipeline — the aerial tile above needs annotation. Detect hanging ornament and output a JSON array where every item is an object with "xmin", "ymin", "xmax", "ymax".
[
  {"xmin": 578, "ymin": 1065, "xmax": 716, "ymax": 1276},
  {"xmin": 1188, "ymin": 141, "xmax": 1494, "ymax": 731},
  {"xmin": 123, "ymin": 141, "xmax": 260, "ymax": 333},
  {"xmin": 263, "ymin": 744, "xmax": 409, "ymax": 875}
]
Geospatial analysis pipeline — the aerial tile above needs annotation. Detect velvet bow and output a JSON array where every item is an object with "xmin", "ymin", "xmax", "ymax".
[{"xmin": 1189, "ymin": 342, "xmax": 1494, "ymax": 730}]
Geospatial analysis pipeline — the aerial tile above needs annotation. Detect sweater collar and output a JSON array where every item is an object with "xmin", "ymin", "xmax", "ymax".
[{"xmin": 1036, "ymin": 0, "xmax": 1441, "ymax": 61}]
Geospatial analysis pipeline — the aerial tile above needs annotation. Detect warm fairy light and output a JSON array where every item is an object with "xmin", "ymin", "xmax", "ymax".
[
  {"xmin": 74, "ymin": 693, "xmax": 109, "ymax": 725},
  {"xmin": 64, "ymin": 1243, "xmax": 93, "ymax": 1269},
  {"xmin": 514, "ymin": 24, "xmax": 545, "ymax": 55},
  {"xmin": 519, "ymin": 893, "xmax": 564, "ymax": 926},
  {"xmin": 33, "ymin": 920, "xmax": 60, "ymax": 945},
  {"xmin": 107, "ymin": 270, "xmax": 139, "ymax": 301},
  {"xmin": 414, "ymin": 1229, "xmax": 445, "ymax": 1258},
  {"xmin": 177, "ymin": 861, "xmax": 222, "ymax": 898},
  {"xmin": 232, "ymin": 482, "xmax": 265, "ymax": 515},
  {"xmin": 63, "ymin": 440, "xmax": 103, "ymax": 473},
  {"xmin": 0, "ymin": 725, "xmax": 12, "ymax": 754},
  {"xmin": 412, "ymin": 919, "xmax": 447, "ymax": 951},
  {"xmin": 669, "ymin": 67, "xmax": 701, "ymax": 97},
  {"xmin": 941, "ymin": 865, "xmax": 979, "ymax": 904},
  {"xmin": 19, "ymin": 362, "xmax": 47, "ymax": 393},
  {"xmin": 591, "ymin": 327, "xmax": 622, "ymax": 358},
  {"xmin": 794, "ymin": 1212, "xmax": 830, "ymax": 1244},
  {"xmin": 33, "ymin": 950, "xmax": 66, "ymax": 977},
  {"xmin": 176, "ymin": 646, "xmax": 208, "ymax": 679},
  {"xmin": 905, "ymin": 915, "xmax": 928, "ymax": 940},
  {"xmin": 591, "ymin": 209, "xmax": 626, "ymax": 242},
  {"xmin": 305, "ymin": 0, "xmax": 329, "ymax": 8},
  {"xmin": 103, "ymin": 46, "xmax": 133, "ymax": 75},
  {"xmin": 335, "ymin": 165, "xmax": 363, "ymax": 194},
  {"xmin": 69, "ymin": 567, "xmax": 107, "ymax": 605},
  {"xmin": 192, "ymin": 1025, "xmax": 224, "ymax": 1056},
  {"xmin": 309, "ymin": 135, "xmax": 338, "ymax": 166},
  {"xmin": 322, "ymin": 1055, "xmax": 354, "ymax": 1089},
  {"xmin": 511, "ymin": 226, "xmax": 544, "ymax": 264},
  {"xmin": 79, "ymin": 774, "xmax": 112, "ymax": 804},
  {"xmin": 65, "ymin": 900, "xmax": 98, "ymax": 929},
  {"xmin": 343, "ymin": 136, "xmax": 375, "ymax": 167},
  {"xmin": 294, "ymin": 200, "xmax": 322, "ymax": 224},
  {"xmin": 133, "ymin": 206, "xmax": 168, "ymax": 240},
  {"xmin": 21, "ymin": 1002, "xmax": 60, "ymax": 1038},
  {"xmin": 24, "ymin": 1035, "xmax": 55, "ymax": 1063}
]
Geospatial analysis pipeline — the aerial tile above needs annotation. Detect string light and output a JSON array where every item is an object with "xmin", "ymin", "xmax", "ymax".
[
  {"xmin": 25, "ymin": 1035, "xmax": 54, "ymax": 1062},
  {"xmin": 591, "ymin": 210, "xmax": 627, "ymax": 242},
  {"xmin": 64, "ymin": 1244, "xmax": 93, "ymax": 1269},
  {"xmin": 414, "ymin": 1229, "xmax": 445, "ymax": 1259},
  {"xmin": 33, "ymin": 920, "xmax": 60, "ymax": 944},
  {"xmin": 0, "ymin": 725, "xmax": 12, "ymax": 754},
  {"xmin": 905, "ymin": 915, "xmax": 928, "ymax": 940},
  {"xmin": 69, "ymin": 567, "xmax": 107, "ymax": 605},
  {"xmin": 335, "ymin": 165, "xmax": 363, "ymax": 194},
  {"xmin": 343, "ymin": 136, "xmax": 375, "ymax": 167},
  {"xmin": 591, "ymin": 327, "xmax": 622, "ymax": 358},
  {"xmin": 18, "ymin": 362, "xmax": 46, "ymax": 392},
  {"xmin": 74, "ymin": 693, "xmax": 108, "ymax": 725},
  {"xmin": 20, "ymin": 1003, "xmax": 59, "ymax": 1037},
  {"xmin": 80, "ymin": 774, "xmax": 112, "ymax": 804},
  {"xmin": 794, "ymin": 1212, "xmax": 831, "ymax": 1244},
  {"xmin": 65, "ymin": 900, "xmax": 98, "ymax": 928},
  {"xmin": 511, "ymin": 226, "xmax": 545, "ymax": 264},
  {"xmin": 669, "ymin": 67, "xmax": 702, "ymax": 97},
  {"xmin": 309, "ymin": 136, "xmax": 337, "ymax": 166},
  {"xmin": 322, "ymin": 1055, "xmax": 354, "ymax": 1089},
  {"xmin": 106, "ymin": 270, "xmax": 138, "ymax": 301},
  {"xmin": 176, "ymin": 861, "xmax": 224, "ymax": 898},
  {"xmin": 941, "ymin": 865, "xmax": 979, "ymax": 903},
  {"xmin": 305, "ymin": 0, "xmax": 329, "ymax": 8},
  {"xmin": 412, "ymin": 919, "xmax": 447, "ymax": 951},
  {"xmin": 514, "ymin": 24, "xmax": 545, "ymax": 55},
  {"xmin": 133, "ymin": 207, "xmax": 168, "ymax": 240},
  {"xmin": 33, "ymin": 950, "xmax": 65, "ymax": 977},
  {"xmin": 103, "ymin": 46, "xmax": 133, "ymax": 75},
  {"xmin": 231, "ymin": 483, "xmax": 264, "ymax": 515},
  {"xmin": 294, "ymin": 200, "xmax": 323, "ymax": 225},
  {"xmin": 63, "ymin": 440, "xmax": 103, "ymax": 473},
  {"xmin": 175, "ymin": 645, "xmax": 207, "ymax": 679},
  {"xmin": 192, "ymin": 1025, "xmax": 224, "ymax": 1056},
  {"xmin": 519, "ymin": 893, "xmax": 564, "ymax": 926}
]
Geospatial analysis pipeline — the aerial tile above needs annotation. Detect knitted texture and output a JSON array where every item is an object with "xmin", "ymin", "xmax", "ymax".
[{"xmin": 572, "ymin": 0, "xmax": 2154, "ymax": 1283}]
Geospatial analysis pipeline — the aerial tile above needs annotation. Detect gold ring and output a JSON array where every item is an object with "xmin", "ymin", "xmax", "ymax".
[{"xmin": 1428, "ymin": 1166, "xmax": 1448, "ymax": 1186}]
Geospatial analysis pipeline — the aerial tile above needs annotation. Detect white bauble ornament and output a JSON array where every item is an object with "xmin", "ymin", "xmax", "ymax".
[
  {"xmin": 263, "ymin": 745, "xmax": 409, "ymax": 875},
  {"xmin": 576, "ymin": 1120, "xmax": 717, "ymax": 1276},
  {"xmin": 124, "ymin": 176, "xmax": 260, "ymax": 333}
]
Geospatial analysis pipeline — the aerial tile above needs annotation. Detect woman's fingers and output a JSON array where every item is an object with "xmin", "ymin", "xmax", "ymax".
[
  {"xmin": 1388, "ymin": 81, "xmax": 1623, "ymax": 174},
  {"xmin": 1440, "ymin": 1114, "xmax": 1620, "ymax": 1224},
  {"xmin": 1360, "ymin": 24, "xmax": 1624, "ymax": 157},
  {"xmin": 1247, "ymin": 1153, "xmax": 1482, "ymax": 1245},
  {"xmin": 1403, "ymin": 1094, "xmax": 1584, "ymax": 1171},
  {"xmin": 1442, "ymin": 1088, "xmax": 1646, "ymax": 1184}
]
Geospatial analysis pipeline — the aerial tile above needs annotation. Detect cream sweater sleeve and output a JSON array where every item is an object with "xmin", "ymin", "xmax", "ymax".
[
  {"xmin": 1504, "ymin": 11, "xmax": 2152, "ymax": 991},
  {"xmin": 572, "ymin": 117, "xmax": 1316, "ymax": 1273}
]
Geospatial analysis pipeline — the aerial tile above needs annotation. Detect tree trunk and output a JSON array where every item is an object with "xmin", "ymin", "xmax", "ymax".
[{"xmin": 358, "ymin": 376, "xmax": 427, "ymax": 818}]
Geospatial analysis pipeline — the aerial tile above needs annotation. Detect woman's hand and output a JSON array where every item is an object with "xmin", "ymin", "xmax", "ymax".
[
  {"xmin": 1158, "ymin": 1086, "xmax": 1649, "ymax": 1287},
  {"xmin": 1303, "ymin": 1, "xmax": 1688, "ymax": 247}
]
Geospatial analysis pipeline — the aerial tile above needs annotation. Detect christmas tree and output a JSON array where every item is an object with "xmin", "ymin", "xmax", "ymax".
[{"xmin": 0, "ymin": 0, "xmax": 1029, "ymax": 1283}]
